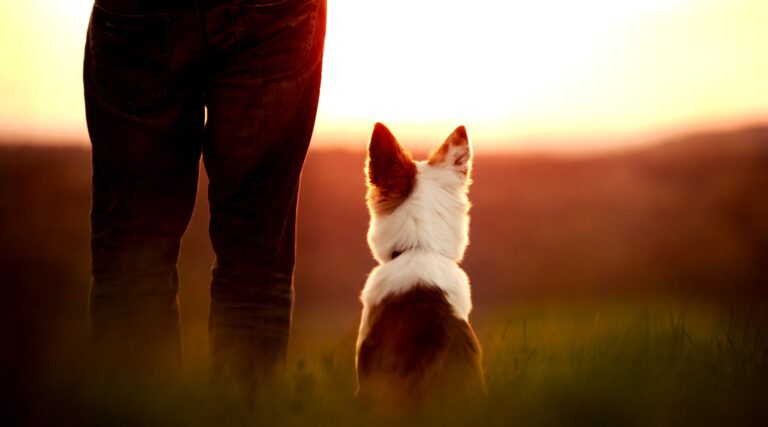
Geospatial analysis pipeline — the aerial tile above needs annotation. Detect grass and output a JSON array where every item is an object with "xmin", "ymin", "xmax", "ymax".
[
  {"xmin": 18, "ymin": 299, "xmax": 768, "ymax": 426},
  {"xmin": 478, "ymin": 302, "xmax": 768, "ymax": 426}
]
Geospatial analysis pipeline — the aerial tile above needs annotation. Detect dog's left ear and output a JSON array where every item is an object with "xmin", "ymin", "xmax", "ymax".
[{"xmin": 427, "ymin": 126, "xmax": 472, "ymax": 176}]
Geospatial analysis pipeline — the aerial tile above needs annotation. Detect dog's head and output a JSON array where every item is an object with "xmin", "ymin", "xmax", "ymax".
[{"xmin": 365, "ymin": 123, "xmax": 472, "ymax": 264}]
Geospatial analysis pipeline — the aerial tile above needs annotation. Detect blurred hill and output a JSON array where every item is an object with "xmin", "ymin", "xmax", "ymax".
[
  {"xmin": 296, "ymin": 126, "xmax": 768, "ymax": 305},
  {"xmin": 0, "ymin": 126, "xmax": 767, "ymax": 377}
]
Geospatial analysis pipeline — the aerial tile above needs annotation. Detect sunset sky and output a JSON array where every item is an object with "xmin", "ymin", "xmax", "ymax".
[{"xmin": 0, "ymin": 0, "xmax": 766, "ymax": 152}]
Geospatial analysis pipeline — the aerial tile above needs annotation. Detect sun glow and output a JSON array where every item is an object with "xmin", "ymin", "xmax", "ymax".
[
  {"xmin": 0, "ymin": 0, "xmax": 92, "ymax": 140},
  {"xmin": 315, "ymin": 0, "xmax": 768, "ymax": 150},
  {"xmin": 0, "ymin": 0, "xmax": 766, "ymax": 151}
]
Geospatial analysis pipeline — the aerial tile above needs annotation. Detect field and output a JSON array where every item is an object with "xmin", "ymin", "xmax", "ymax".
[{"xmin": 1, "ymin": 126, "xmax": 767, "ymax": 425}]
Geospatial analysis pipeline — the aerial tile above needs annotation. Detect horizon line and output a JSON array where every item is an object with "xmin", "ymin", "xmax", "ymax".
[{"xmin": 1, "ymin": 119, "xmax": 765, "ymax": 157}]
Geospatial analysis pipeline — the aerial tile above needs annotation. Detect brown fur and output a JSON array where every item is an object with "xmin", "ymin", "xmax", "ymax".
[
  {"xmin": 356, "ymin": 284, "xmax": 485, "ymax": 410},
  {"xmin": 366, "ymin": 123, "xmax": 417, "ymax": 215}
]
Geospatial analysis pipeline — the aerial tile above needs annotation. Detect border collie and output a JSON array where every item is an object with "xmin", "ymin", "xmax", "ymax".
[{"xmin": 355, "ymin": 123, "xmax": 484, "ymax": 409}]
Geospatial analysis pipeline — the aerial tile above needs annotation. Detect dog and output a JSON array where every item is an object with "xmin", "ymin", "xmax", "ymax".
[{"xmin": 355, "ymin": 123, "xmax": 485, "ymax": 409}]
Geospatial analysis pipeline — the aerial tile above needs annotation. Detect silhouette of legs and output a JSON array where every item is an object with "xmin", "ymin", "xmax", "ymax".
[{"xmin": 84, "ymin": 0, "xmax": 325, "ymax": 383}]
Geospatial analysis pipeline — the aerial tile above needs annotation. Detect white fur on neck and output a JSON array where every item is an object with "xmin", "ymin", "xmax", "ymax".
[
  {"xmin": 367, "ymin": 161, "xmax": 470, "ymax": 264},
  {"xmin": 356, "ymin": 250, "xmax": 472, "ymax": 349}
]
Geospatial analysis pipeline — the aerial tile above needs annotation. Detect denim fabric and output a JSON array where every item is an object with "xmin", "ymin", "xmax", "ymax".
[{"xmin": 83, "ymin": 0, "xmax": 326, "ymax": 382}]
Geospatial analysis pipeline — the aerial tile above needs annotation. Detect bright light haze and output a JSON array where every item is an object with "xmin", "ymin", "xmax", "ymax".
[{"xmin": 1, "ymin": 0, "xmax": 766, "ymax": 152}]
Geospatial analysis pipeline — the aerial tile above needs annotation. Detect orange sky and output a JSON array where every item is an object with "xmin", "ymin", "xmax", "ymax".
[{"xmin": 0, "ymin": 0, "xmax": 766, "ymax": 152}]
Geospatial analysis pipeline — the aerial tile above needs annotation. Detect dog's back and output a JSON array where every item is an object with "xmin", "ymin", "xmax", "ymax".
[
  {"xmin": 357, "ymin": 283, "xmax": 483, "ymax": 408},
  {"xmin": 356, "ymin": 123, "xmax": 484, "ymax": 410}
]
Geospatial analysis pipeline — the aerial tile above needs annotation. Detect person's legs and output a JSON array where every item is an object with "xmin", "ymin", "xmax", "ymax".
[
  {"xmin": 200, "ymin": 0, "xmax": 326, "ymax": 386},
  {"xmin": 84, "ymin": 0, "xmax": 205, "ymax": 375}
]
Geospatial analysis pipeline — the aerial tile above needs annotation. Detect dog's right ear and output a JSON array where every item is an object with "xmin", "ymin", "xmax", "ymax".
[
  {"xmin": 366, "ymin": 123, "xmax": 417, "ymax": 209},
  {"xmin": 428, "ymin": 125, "xmax": 471, "ymax": 177}
]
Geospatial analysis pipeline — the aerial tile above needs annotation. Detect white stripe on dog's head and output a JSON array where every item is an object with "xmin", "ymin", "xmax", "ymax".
[{"xmin": 366, "ymin": 124, "xmax": 472, "ymax": 264}]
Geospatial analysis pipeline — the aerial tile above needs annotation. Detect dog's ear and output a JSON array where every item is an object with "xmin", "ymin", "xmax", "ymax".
[
  {"xmin": 366, "ymin": 123, "xmax": 417, "ymax": 208},
  {"xmin": 427, "ymin": 125, "xmax": 472, "ymax": 176}
]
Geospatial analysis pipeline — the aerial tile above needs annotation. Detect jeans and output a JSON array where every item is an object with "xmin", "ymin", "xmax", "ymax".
[{"xmin": 83, "ymin": 0, "xmax": 326, "ymax": 383}]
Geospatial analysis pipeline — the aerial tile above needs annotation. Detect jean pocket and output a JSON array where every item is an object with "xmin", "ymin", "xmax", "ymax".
[
  {"xmin": 228, "ymin": 0, "xmax": 325, "ymax": 78},
  {"xmin": 87, "ymin": 5, "xmax": 170, "ymax": 110}
]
